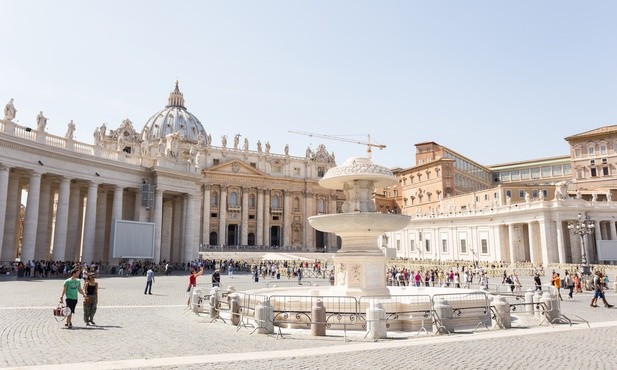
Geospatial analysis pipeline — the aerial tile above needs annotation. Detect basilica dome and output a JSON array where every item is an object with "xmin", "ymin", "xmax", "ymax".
[{"xmin": 142, "ymin": 81, "xmax": 206, "ymax": 143}]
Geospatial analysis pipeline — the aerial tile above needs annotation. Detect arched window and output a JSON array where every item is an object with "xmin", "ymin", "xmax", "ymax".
[
  {"xmin": 293, "ymin": 197, "xmax": 300, "ymax": 212},
  {"xmin": 229, "ymin": 191, "xmax": 238, "ymax": 207},
  {"xmin": 211, "ymin": 192, "xmax": 218, "ymax": 207},
  {"xmin": 318, "ymin": 198, "xmax": 325, "ymax": 213},
  {"xmin": 249, "ymin": 194, "xmax": 255, "ymax": 208},
  {"xmin": 272, "ymin": 194, "xmax": 280, "ymax": 209}
]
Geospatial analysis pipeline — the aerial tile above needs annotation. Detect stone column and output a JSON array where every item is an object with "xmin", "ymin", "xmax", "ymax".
[
  {"xmin": 555, "ymin": 220, "xmax": 566, "ymax": 264},
  {"xmin": 184, "ymin": 193, "xmax": 196, "ymax": 262},
  {"xmin": 81, "ymin": 181, "xmax": 99, "ymax": 263},
  {"xmin": 93, "ymin": 189, "xmax": 108, "ymax": 263},
  {"xmin": 153, "ymin": 189, "xmax": 164, "ymax": 263},
  {"xmin": 263, "ymin": 191, "xmax": 270, "ymax": 246},
  {"xmin": 527, "ymin": 222, "xmax": 539, "ymax": 265},
  {"xmin": 108, "ymin": 186, "xmax": 124, "ymax": 263},
  {"xmin": 161, "ymin": 199, "xmax": 172, "ymax": 262},
  {"xmin": 593, "ymin": 220, "xmax": 601, "ymax": 264},
  {"xmin": 609, "ymin": 220, "xmax": 617, "ymax": 241},
  {"xmin": 0, "ymin": 166, "xmax": 10, "ymax": 260},
  {"xmin": 507, "ymin": 223, "xmax": 517, "ymax": 264},
  {"xmin": 538, "ymin": 220, "xmax": 557, "ymax": 265},
  {"xmin": 202, "ymin": 185, "xmax": 211, "ymax": 246},
  {"xmin": 283, "ymin": 191, "xmax": 292, "ymax": 247},
  {"xmin": 241, "ymin": 187, "xmax": 249, "ymax": 245},
  {"xmin": 65, "ymin": 183, "xmax": 82, "ymax": 261},
  {"xmin": 256, "ymin": 188, "xmax": 264, "ymax": 246},
  {"xmin": 134, "ymin": 187, "xmax": 144, "ymax": 222},
  {"xmin": 52, "ymin": 177, "xmax": 71, "ymax": 261},
  {"xmin": 304, "ymin": 191, "xmax": 313, "ymax": 249},
  {"xmin": 172, "ymin": 197, "xmax": 183, "ymax": 261},
  {"xmin": 1, "ymin": 172, "xmax": 20, "ymax": 261},
  {"xmin": 219, "ymin": 186, "xmax": 227, "ymax": 246},
  {"xmin": 21, "ymin": 172, "xmax": 42, "ymax": 263},
  {"xmin": 34, "ymin": 178, "xmax": 52, "ymax": 260}
]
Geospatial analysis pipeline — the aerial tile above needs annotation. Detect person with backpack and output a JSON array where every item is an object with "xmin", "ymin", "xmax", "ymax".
[{"xmin": 564, "ymin": 271, "xmax": 574, "ymax": 299}]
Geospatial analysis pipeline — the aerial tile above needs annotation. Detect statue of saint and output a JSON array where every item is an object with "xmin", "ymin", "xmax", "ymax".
[
  {"xmin": 197, "ymin": 132, "xmax": 206, "ymax": 146},
  {"xmin": 306, "ymin": 146, "xmax": 312, "ymax": 158},
  {"xmin": 243, "ymin": 138, "xmax": 249, "ymax": 151},
  {"xmin": 233, "ymin": 134, "xmax": 240, "ymax": 149},
  {"xmin": 257, "ymin": 140, "xmax": 262, "ymax": 153},
  {"xmin": 65, "ymin": 120, "xmax": 75, "ymax": 139},
  {"xmin": 195, "ymin": 150, "xmax": 202, "ymax": 169},
  {"xmin": 206, "ymin": 133, "xmax": 212, "ymax": 146},
  {"xmin": 524, "ymin": 192, "xmax": 531, "ymax": 203},
  {"xmin": 221, "ymin": 135, "xmax": 227, "ymax": 148},
  {"xmin": 93, "ymin": 127, "xmax": 100, "ymax": 145},
  {"xmin": 141, "ymin": 138, "xmax": 149, "ymax": 157},
  {"xmin": 607, "ymin": 191, "xmax": 612, "ymax": 202},
  {"xmin": 36, "ymin": 111, "xmax": 48, "ymax": 131},
  {"xmin": 284, "ymin": 144, "xmax": 289, "ymax": 156},
  {"xmin": 3, "ymin": 98, "xmax": 16, "ymax": 121},
  {"xmin": 265, "ymin": 141, "xmax": 271, "ymax": 154}
]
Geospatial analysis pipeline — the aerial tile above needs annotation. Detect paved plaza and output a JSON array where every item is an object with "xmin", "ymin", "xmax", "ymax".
[{"xmin": 1, "ymin": 269, "xmax": 617, "ymax": 369}]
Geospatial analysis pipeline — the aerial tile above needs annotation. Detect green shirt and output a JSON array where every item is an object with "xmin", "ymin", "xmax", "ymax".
[{"xmin": 63, "ymin": 278, "xmax": 81, "ymax": 300}]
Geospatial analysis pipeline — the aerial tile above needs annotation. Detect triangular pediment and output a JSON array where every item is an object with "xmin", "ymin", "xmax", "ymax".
[
  {"xmin": 206, "ymin": 159, "xmax": 265, "ymax": 176},
  {"xmin": 565, "ymin": 125, "xmax": 617, "ymax": 141}
]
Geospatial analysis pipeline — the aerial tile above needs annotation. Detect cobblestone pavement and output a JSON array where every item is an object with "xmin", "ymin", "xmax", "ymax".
[{"xmin": 1, "ymin": 270, "xmax": 616, "ymax": 369}]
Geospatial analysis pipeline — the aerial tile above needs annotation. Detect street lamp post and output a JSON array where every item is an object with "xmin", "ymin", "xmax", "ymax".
[{"xmin": 567, "ymin": 212, "xmax": 594, "ymax": 275}]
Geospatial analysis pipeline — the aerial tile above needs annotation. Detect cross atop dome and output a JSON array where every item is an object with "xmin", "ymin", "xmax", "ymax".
[{"xmin": 166, "ymin": 80, "xmax": 185, "ymax": 109}]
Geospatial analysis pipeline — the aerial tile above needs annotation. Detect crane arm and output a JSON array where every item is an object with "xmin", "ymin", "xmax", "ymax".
[{"xmin": 289, "ymin": 130, "xmax": 386, "ymax": 150}]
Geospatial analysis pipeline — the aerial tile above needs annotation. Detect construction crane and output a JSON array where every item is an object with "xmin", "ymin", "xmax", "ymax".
[{"xmin": 289, "ymin": 130, "xmax": 386, "ymax": 159}]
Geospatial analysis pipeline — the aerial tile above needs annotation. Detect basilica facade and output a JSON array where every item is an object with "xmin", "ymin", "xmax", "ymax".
[{"xmin": 0, "ymin": 83, "xmax": 340, "ymax": 264}]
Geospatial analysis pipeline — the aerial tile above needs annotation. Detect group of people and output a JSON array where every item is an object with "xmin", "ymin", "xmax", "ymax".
[{"xmin": 60, "ymin": 268, "xmax": 98, "ymax": 329}]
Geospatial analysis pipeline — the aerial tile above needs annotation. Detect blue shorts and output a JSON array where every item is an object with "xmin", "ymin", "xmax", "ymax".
[{"xmin": 594, "ymin": 291, "xmax": 605, "ymax": 299}]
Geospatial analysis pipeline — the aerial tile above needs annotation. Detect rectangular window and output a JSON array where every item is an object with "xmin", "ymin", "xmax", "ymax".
[
  {"xmin": 531, "ymin": 168, "xmax": 541, "ymax": 179},
  {"xmin": 425, "ymin": 239, "xmax": 431, "ymax": 252},
  {"xmin": 577, "ymin": 169, "xmax": 583, "ymax": 179},
  {"xmin": 410, "ymin": 239, "xmax": 415, "ymax": 251},
  {"xmin": 603, "ymin": 167, "xmax": 609, "ymax": 176},
  {"xmin": 601, "ymin": 145, "xmax": 607, "ymax": 155},
  {"xmin": 441, "ymin": 239, "xmax": 448, "ymax": 253},
  {"xmin": 393, "ymin": 190, "xmax": 398, "ymax": 197},
  {"xmin": 460, "ymin": 239, "xmax": 467, "ymax": 253},
  {"xmin": 588, "ymin": 146, "xmax": 595, "ymax": 156},
  {"xmin": 506, "ymin": 190, "xmax": 512, "ymax": 198},
  {"xmin": 541, "ymin": 166, "xmax": 551, "ymax": 177},
  {"xmin": 591, "ymin": 168, "xmax": 597, "ymax": 177},
  {"xmin": 318, "ymin": 167, "xmax": 325, "ymax": 177},
  {"xmin": 250, "ymin": 162, "xmax": 257, "ymax": 168},
  {"xmin": 542, "ymin": 190, "xmax": 548, "ymax": 198},
  {"xmin": 484, "ymin": 194, "xmax": 488, "ymax": 201},
  {"xmin": 396, "ymin": 239, "xmax": 401, "ymax": 251},
  {"xmin": 532, "ymin": 190, "xmax": 538, "ymax": 198},
  {"xmin": 212, "ymin": 159, "xmax": 220, "ymax": 165},
  {"xmin": 575, "ymin": 148, "xmax": 581, "ymax": 157},
  {"xmin": 519, "ymin": 190, "xmax": 525, "ymax": 198},
  {"xmin": 481, "ymin": 239, "xmax": 488, "ymax": 254},
  {"xmin": 552, "ymin": 165, "xmax": 563, "ymax": 176},
  {"xmin": 511, "ymin": 170, "xmax": 520, "ymax": 181},
  {"xmin": 210, "ymin": 213, "xmax": 218, "ymax": 218},
  {"xmin": 521, "ymin": 169, "xmax": 530, "ymax": 180},
  {"xmin": 249, "ymin": 215, "xmax": 255, "ymax": 220}
]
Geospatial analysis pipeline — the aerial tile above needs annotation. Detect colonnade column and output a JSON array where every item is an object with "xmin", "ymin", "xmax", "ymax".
[
  {"xmin": 161, "ymin": 199, "xmax": 172, "ymax": 262},
  {"xmin": 184, "ymin": 194, "xmax": 196, "ymax": 262},
  {"xmin": 527, "ymin": 222, "xmax": 539, "ymax": 265},
  {"xmin": 593, "ymin": 220, "xmax": 601, "ymax": 264},
  {"xmin": 507, "ymin": 224, "xmax": 517, "ymax": 264},
  {"xmin": 283, "ymin": 191, "xmax": 291, "ymax": 247},
  {"xmin": 202, "ymin": 185, "xmax": 211, "ymax": 246},
  {"xmin": 609, "ymin": 220, "xmax": 617, "ymax": 241},
  {"xmin": 0, "ymin": 166, "xmax": 10, "ymax": 259},
  {"xmin": 34, "ymin": 179, "xmax": 52, "ymax": 260},
  {"xmin": 52, "ymin": 177, "xmax": 71, "ymax": 261},
  {"xmin": 263, "ymin": 191, "xmax": 270, "ymax": 246},
  {"xmin": 94, "ymin": 189, "xmax": 108, "ymax": 263},
  {"xmin": 219, "ymin": 187, "xmax": 227, "ymax": 246},
  {"xmin": 172, "ymin": 198, "xmax": 183, "ymax": 261},
  {"xmin": 555, "ymin": 220, "xmax": 566, "ymax": 264},
  {"xmin": 81, "ymin": 181, "xmax": 99, "ymax": 263},
  {"xmin": 304, "ymin": 191, "xmax": 313, "ymax": 249},
  {"xmin": 538, "ymin": 220, "xmax": 556, "ymax": 265},
  {"xmin": 153, "ymin": 189, "xmax": 164, "ymax": 263},
  {"xmin": 65, "ymin": 183, "xmax": 81, "ymax": 261},
  {"xmin": 241, "ymin": 187, "xmax": 248, "ymax": 245},
  {"xmin": 107, "ymin": 185, "xmax": 124, "ymax": 263},
  {"xmin": 256, "ymin": 189, "xmax": 264, "ymax": 246},
  {"xmin": 21, "ymin": 172, "xmax": 42, "ymax": 262},
  {"xmin": 1, "ymin": 172, "xmax": 21, "ymax": 261}
]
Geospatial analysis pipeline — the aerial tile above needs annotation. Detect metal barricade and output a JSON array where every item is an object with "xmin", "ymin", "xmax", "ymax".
[
  {"xmin": 431, "ymin": 292, "xmax": 491, "ymax": 333},
  {"xmin": 358, "ymin": 294, "xmax": 433, "ymax": 335}
]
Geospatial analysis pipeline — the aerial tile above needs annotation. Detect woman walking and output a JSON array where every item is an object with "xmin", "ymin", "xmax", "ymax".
[{"xmin": 83, "ymin": 273, "xmax": 98, "ymax": 325}]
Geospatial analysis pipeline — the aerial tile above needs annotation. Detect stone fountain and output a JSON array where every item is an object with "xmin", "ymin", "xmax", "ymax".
[{"xmin": 308, "ymin": 156, "xmax": 410, "ymax": 297}]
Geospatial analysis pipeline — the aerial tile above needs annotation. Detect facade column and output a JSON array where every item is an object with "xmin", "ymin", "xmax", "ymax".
[
  {"xmin": 593, "ymin": 220, "xmax": 601, "ymax": 264},
  {"xmin": 263, "ymin": 191, "xmax": 270, "ymax": 246},
  {"xmin": 609, "ymin": 220, "xmax": 617, "ymax": 241},
  {"xmin": 555, "ymin": 220, "xmax": 566, "ymax": 264},
  {"xmin": 538, "ymin": 220, "xmax": 556, "ymax": 265},
  {"xmin": 52, "ymin": 177, "xmax": 71, "ymax": 261},
  {"xmin": 0, "ymin": 166, "xmax": 10, "ymax": 260},
  {"xmin": 21, "ymin": 172, "xmax": 42, "ymax": 263},
  {"xmin": 507, "ymin": 223, "xmax": 517, "ymax": 264},
  {"xmin": 241, "ymin": 186, "xmax": 249, "ymax": 245},
  {"xmin": 82, "ymin": 181, "xmax": 99, "ymax": 263},
  {"xmin": 161, "ymin": 199, "xmax": 172, "ymax": 262},
  {"xmin": 65, "ymin": 183, "xmax": 82, "ymax": 261},
  {"xmin": 202, "ymin": 185, "xmax": 211, "ymax": 246},
  {"xmin": 1, "ymin": 172, "xmax": 21, "ymax": 261},
  {"xmin": 172, "ymin": 198, "xmax": 183, "ymax": 262},
  {"xmin": 184, "ymin": 193, "xmax": 196, "ymax": 262},
  {"xmin": 108, "ymin": 186, "xmax": 124, "ymax": 263},
  {"xmin": 527, "ymin": 222, "xmax": 539, "ymax": 265},
  {"xmin": 304, "ymin": 191, "xmax": 313, "ymax": 249},
  {"xmin": 134, "ymin": 188, "xmax": 145, "ymax": 222},
  {"xmin": 153, "ymin": 189, "xmax": 164, "ymax": 263},
  {"xmin": 283, "ymin": 190, "xmax": 292, "ymax": 247},
  {"xmin": 219, "ymin": 186, "xmax": 227, "ymax": 246},
  {"xmin": 256, "ymin": 188, "xmax": 264, "ymax": 246}
]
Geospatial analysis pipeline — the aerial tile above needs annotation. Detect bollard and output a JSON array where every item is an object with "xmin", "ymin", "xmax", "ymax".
[
  {"xmin": 533, "ymin": 291, "xmax": 543, "ymax": 320},
  {"xmin": 191, "ymin": 288, "xmax": 203, "ymax": 313},
  {"xmin": 254, "ymin": 301, "xmax": 274, "ymax": 334},
  {"xmin": 613, "ymin": 281, "xmax": 617, "ymax": 294},
  {"xmin": 491, "ymin": 295, "xmax": 511, "ymax": 329},
  {"xmin": 230, "ymin": 294, "xmax": 241, "ymax": 326},
  {"xmin": 540, "ymin": 292, "xmax": 560, "ymax": 323},
  {"xmin": 433, "ymin": 298, "xmax": 454, "ymax": 334},
  {"xmin": 311, "ymin": 300, "xmax": 326, "ymax": 336},
  {"xmin": 365, "ymin": 301, "xmax": 387, "ymax": 340},
  {"xmin": 209, "ymin": 287, "xmax": 220, "ymax": 318},
  {"xmin": 525, "ymin": 289, "xmax": 535, "ymax": 313}
]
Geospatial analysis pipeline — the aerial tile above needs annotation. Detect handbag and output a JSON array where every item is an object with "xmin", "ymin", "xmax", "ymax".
[
  {"xmin": 186, "ymin": 284, "xmax": 192, "ymax": 293},
  {"xmin": 53, "ymin": 301, "xmax": 71, "ymax": 321},
  {"xmin": 84, "ymin": 296, "xmax": 93, "ymax": 304}
]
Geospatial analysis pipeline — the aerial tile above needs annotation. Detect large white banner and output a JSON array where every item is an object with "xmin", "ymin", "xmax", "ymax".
[{"xmin": 112, "ymin": 220, "xmax": 155, "ymax": 258}]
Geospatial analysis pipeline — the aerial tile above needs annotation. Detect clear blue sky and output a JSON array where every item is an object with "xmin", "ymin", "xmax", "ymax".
[{"xmin": 2, "ymin": 1, "xmax": 617, "ymax": 169}]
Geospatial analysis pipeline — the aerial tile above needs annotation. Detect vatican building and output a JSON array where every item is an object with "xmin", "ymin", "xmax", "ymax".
[{"xmin": 0, "ymin": 83, "xmax": 340, "ymax": 264}]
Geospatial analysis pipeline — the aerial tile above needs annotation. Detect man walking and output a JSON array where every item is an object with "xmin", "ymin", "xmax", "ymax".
[{"xmin": 145, "ymin": 267, "xmax": 155, "ymax": 295}]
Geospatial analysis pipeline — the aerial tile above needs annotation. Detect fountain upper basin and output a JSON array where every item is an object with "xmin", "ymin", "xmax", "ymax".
[{"xmin": 308, "ymin": 212, "xmax": 410, "ymax": 234}]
